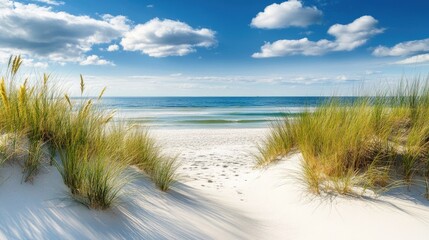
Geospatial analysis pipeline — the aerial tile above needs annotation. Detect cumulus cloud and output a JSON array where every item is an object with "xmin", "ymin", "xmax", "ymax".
[
  {"xmin": 327, "ymin": 16, "xmax": 384, "ymax": 51},
  {"xmin": 253, "ymin": 15, "xmax": 383, "ymax": 58},
  {"xmin": 0, "ymin": 0, "xmax": 129, "ymax": 64},
  {"xmin": 33, "ymin": 0, "xmax": 64, "ymax": 6},
  {"xmin": 0, "ymin": 0, "xmax": 12, "ymax": 8},
  {"xmin": 80, "ymin": 55, "xmax": 115, "ymax": 66},
  {"xmin": 253, "ymin": 38, "xmax": 335, "ymax": 57},
  {"xmin": 0, "ymin": 1, "xmax": 216, "ymax": 63},
  {"xmin": 107, "ymin": 44, "xmax": 119, "ymax": 52},
  {"xmin": 394, "ymin": 53, "xmax": 429, "ymax": 65},
  {"xmin": 22, "ymin": 58, "xmax": 49, "ymax": 68},
  {"xmin": 251, "ymin": 0, "xmax": 322, "ymax": 29},
  {"xmin": 121, "ymin": 18, "xmax": 216, "ymax": 57},
  {"xmin": 373, "ymin": 38, "xmax": 429, "ymax": 57}
]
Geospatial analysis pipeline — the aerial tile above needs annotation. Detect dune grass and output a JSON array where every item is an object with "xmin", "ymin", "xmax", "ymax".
[
  {"xmin": 258, "ymin": 78, "xmax": 429, "ymax": 197},
  {"xmin": 256, "ymin": 119, "xmax": 295, "ymax": 166},
  {"xmin": 121, "ymin": 126, "xmax": 178, "ymax": 191},
  {"xmin": 0, "ymin": 56, "xmax": 177, "ymax": 209}
]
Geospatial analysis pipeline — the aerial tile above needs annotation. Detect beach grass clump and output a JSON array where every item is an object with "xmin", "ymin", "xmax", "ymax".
[
  {"xmin": 56, "ymin": 138, "xmax": 129, "ymax": 209},
  {"xmin": 82, "ymin": 155, "xmax": 129, "ymax": 209},
  {"xmin": 295, "ymin": 99, "xmax": 394, "ymax": 194},
  {"xmin": 122, "ymin": 127, "xmax": 178, "ymax": 191},
  {"xmin": 151, "ymin": 157, "xmax": 178, "ymax": 191},
  {"xmin": 256, "ymin": 119, "xmax": 295, "ymax": 166},
  {"xmin": 123, "ymin": 128, "xmax": 160, "ymax": 172},
  {"xmin": 258, "ymin": 77, "xmax": 429, "ymax": 196},
  {"xmin": 23, "ymin": 139, "xmax": 45, "ymax": 182},
  {"xmin": 53, "ymin": 84, "xmax": 132, "ymax": 209},
  {"xmin": 0, "ymin": 56, "xmax": 177, "ymax": 208}
]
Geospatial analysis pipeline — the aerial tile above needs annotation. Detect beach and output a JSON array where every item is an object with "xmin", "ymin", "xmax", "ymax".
[
  {"xmin": 0, "ymin": 0, "xmax": 427, "ymax": 238},
  {"xmin": 154, "ymin": 128, "xmax": 429, "ymax": 239},
  {"xmin": 2, "ymin": 126, "xmax": 429, "ymax": 239},
  {"xmin": 153, "ymin": 128, "xmax": 267, "ymax": 194}
]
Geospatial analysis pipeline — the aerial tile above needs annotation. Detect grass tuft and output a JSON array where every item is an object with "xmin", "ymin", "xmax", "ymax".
[
  {"xmin": 123, "ymin": 126, "xmax": 178, "ymax": 191},
  {"xmin": 0, "ymin": 56, "xmax": 177, "ymax": 209},
  {"xmin": 258, "ymin": 77, "xmax": 429, "ymax": 197},
  {"xmin": 256, "ymin": 118, "xmax": 295, "ymax": 166}
]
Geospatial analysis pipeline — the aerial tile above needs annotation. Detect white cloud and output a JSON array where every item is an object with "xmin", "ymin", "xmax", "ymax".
[
  {"xmin": 253, "ymin": 15, "xmax": 383, "ymax": 58},
  {"xmin": 33, "ymin": 0, "xmax": 64, "ymax": 6},
  {"xmin": 182, "ymin": 74, "xmax": 358, "ymax": 84},
  {"xmin": 0, "ymin": 0, "xmax": 12, "ymax": 7},
  {"xmin": 33, "ymin": 62, "xmax": 49, "ymax": 68},
  {"xmin": 170, "ymin": 73, "xmax": 183, "ymax": 77},
  {"xmin": 147, "ymin": 4, "xmax": 154, "ymax": 8},
  {"xmin": 126, "ymin": 74, "xmax": 359, "ymax": 85},
  {"xmin": 80, "ymin": 55, "xmax": 115, "ymax": 66},
  {"xmin": 60, "ymin": 72, "xmax": 367, "ymax": 96},
  {"xmin": 0, "ymin": 0, "xmax": 129, "ymax": 64},
  {"xmin": 253, "ymin": 38, "xmax": 335, "ymax": 57},
  {"xmin": 335, "ymin": 75, "xmax": 348, "ymax": 81},
  {"xmin": 365, "ymin": 70, "xmax": 382, "ymax": 75},
  {"xmin": 107, "ymin": 44, "xmax": 119, "ymax": 52},
  {"xmin": 251, "ymin": 0, "xmax": 322, "ymax": 29},
  {"xmin": 327, "ymin": 16, "xmax": 384, "ymax": 51},
  {"xmin": 373, "ymin": 38, "xmax": 429, "ymax": 57},
  {"xmin": 0, "ymin": 48, "xmax": 14, "ymax": 62},
  {"xmin": 121, "ymin": 18, "xmax": 216, "ymax": 57},
  {"xmin": 22, "ymin": 58, "xmax": 49, "ymax": 68},
  {"xmin": 395, "ymin": 53, "xmax": 429, "ymax": 65}
]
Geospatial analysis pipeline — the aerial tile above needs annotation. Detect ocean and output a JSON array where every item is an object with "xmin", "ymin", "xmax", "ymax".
[{"xmin": 98, "ymin": 97, "xmax": 356, "ymax": 129}]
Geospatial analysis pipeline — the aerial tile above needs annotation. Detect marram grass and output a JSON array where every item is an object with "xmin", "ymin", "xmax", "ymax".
[
  {"xmin": 256, "ymin": 118, "xmax": 295, "ymax": 166},
  {"xmin": 121, "ymin": 126, "xmax": 178, "ymax": 191},
  {"xmin": 0, "ymin": 56, "xmax": 178, "ymax": 209},
  {"xmin": 258, "ymin": 78, "xmax": 429, "ymax": 197}
]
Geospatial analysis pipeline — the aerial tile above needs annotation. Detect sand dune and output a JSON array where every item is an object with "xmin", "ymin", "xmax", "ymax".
[{"xmin": 1, "ymin": 128, "xmax": 429, "ymax": 239}]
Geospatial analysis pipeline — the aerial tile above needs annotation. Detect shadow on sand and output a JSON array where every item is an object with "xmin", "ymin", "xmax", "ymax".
[{"xmin": 0, "ymin": 165, "xmax": 263, "ymax": 239}]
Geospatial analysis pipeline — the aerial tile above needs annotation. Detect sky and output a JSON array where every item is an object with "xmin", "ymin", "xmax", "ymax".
[{"xmin": 0, "ymin": 0, "xmax": 429, "ymax": 96}]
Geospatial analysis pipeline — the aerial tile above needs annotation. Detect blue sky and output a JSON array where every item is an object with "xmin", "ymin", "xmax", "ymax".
[{"xmin": 1, "ymin": 0, "xmax": 429, "ymax": 96}]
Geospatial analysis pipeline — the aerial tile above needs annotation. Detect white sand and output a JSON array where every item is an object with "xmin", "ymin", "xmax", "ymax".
[
  {"xmin": 1, "ymin": 127, "xmax": 429, "ymax": 239},
  {"xmin": 152, "ymin": 128, "xmax": 268, "ymax": 196}
]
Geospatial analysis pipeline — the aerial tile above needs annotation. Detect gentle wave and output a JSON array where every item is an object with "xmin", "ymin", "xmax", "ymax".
[
  {"xmin": 227, "ymin": 112, "xmax": 301, "ymax": 117},
  {"xmin": 176, "ymin": 119, "xmax": 271, "ymax": 124},
  {"xmin": 93, "ymin": 97, "xmax": 334, "ymax": 128}
]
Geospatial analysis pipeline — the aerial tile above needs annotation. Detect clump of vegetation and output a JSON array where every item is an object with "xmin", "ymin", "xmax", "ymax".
[
  {"xmin": 122, "ymin": 127, "xmax": 178, "ymax": 191},
  {"xmin": 258, "ymin": 78, "xmax": 429, "ymax": 197},
  {"xmin": 256, "ymin": 119, "xmax": 295, "ymax": 166},
  {"xmin": 0, "ymin": 56, "xmax": 178, "ymax": 209},
  {"xmin": 151, "ymin": 157, "xmax": 178, "ymax": 191},
  {"xmin": 23, "ymin": 139, "xmax": 45, "ymax": 182}
]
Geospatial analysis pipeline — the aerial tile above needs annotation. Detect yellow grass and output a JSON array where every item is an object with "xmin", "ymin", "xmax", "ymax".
[
  {"xmin": 0, "ymin": 56, "xmax": 178, "ymax": 209},
  {"xmin": 258, "ymin": 78, "xmax": 429, "ymax": 197}
]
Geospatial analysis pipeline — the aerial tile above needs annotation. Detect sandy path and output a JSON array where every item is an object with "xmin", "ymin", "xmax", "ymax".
[{"xmin": 152, "ymin": 128, "xmax": 267, "ymax": 196}]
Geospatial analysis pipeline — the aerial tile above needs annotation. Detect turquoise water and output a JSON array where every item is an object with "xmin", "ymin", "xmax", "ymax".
[{"xmin": 96, "ymin": 97, "xmax": 356, "ymax": 129}]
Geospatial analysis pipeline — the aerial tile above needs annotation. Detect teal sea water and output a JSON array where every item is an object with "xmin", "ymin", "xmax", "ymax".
[{"xmin": 98, "ymin": 97, "xmax": 356, "ymax": 129}]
